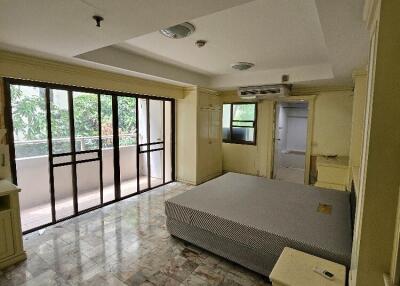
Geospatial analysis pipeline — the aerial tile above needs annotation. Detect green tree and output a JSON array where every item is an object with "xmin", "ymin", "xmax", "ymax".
[{"xmin": 11, "ymin": 86, "xmax": 138, "ymax": 157}]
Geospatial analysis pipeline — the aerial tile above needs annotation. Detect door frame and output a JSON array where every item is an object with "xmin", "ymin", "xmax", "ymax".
[
  {"xmin": 269, "ymin": 95, "xmax": 316, "ymax": 184},
  {"xmin": 3, "ymin": 78, "xmax": 175, "ymax": 234}
]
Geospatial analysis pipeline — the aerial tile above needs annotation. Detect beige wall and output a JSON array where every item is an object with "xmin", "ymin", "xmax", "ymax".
[
  {"xmin": 351, "ymin": 0, "xmax": 400, "ymax": 285},
  {"xmin": 221, "ymin": 89, "xmax": 353, "ymax": 178},
  {"xmin": 0, "ymin": 50, "xmax": 184, "ymax": 99},
  {"xmin": 176, "ymin": 88, "xmax": 198, "ymax": 184},
  {"xmin": 220, "ymin": 91, "xmax": 274, "ymax": 177},
  {"xmin": 311, "ymin": 90, "xmax": 353, "ymax": 156}
]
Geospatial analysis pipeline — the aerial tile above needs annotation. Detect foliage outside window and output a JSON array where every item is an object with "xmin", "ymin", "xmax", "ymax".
[
  {"xmin": 10, "ymin": 85, "xmax": 137, "ymax": 158},
  {"xmin": 222, "ymin": 103, "xmax": 257, "ymax": 145}
]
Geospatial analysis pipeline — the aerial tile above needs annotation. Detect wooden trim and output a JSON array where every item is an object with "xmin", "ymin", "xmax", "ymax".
[
  {"xmin": 268, "ymin": 95, "xmax": 316, "ymax": 184},
  {"xmin": 0, "ymin": 50, "xmax": 185, "ymax": 99},
  {"xmin": 363, "ymin": 0, "xmax": 381, "ymax": 36}
]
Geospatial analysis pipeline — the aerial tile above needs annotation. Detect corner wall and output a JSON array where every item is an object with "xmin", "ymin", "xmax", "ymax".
[
  {"xmin": 220, "ymin": 91, "xmax": 274, "ymax": 177},
  {"xmin": 351, "ymin": 1, "xmax": 400, "ymax": 285},
  {"xmin": 220, "ymin": 89, "xmax": 353, "ymax": 178}
]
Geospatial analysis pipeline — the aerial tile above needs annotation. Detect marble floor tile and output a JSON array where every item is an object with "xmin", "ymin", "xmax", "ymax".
[{"xmin": 0, "ymin": 182, "xmax": 270, "ymax": 286}]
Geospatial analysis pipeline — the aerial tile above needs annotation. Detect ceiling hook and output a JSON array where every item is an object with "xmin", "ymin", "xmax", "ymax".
[{"xmin": 93, "ymin": 15, "xmax": 104, "ymax": 28}]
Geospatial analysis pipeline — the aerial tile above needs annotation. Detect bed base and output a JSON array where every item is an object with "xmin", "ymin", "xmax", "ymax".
[{"xmin": 167, "ymin": 218, "xmax": 278, "ymax": 277}]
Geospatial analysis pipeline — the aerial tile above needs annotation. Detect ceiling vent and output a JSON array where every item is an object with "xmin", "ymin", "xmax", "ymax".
[
  {"xmin": 231, "ymin": 62, "xmax": 255, "ymax": 71},
  {"xmin": 160, "ymin": 22, "xmax": 195, "ymax": 39},
  {"xmin": 238, "ymin": 84, "xmax": 292, "ymax": 100}
]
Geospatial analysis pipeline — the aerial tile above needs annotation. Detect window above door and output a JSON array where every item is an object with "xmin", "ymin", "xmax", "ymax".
[{"xmin": 222, "ymin": 103, "xmax": 257, "ymax": 145}]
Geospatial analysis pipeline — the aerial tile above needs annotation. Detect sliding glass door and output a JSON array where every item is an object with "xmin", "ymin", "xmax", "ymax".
[
  {"xmin": 138, "ymin": 99, "xmax": 168, "ymax": 190},
  {"xmin": 117, "ymin": 96, "xmax": 138, "ymax": 198},
  {"xmin": 5, "ymin": 79, "xmax": 174, "ymax": 233}
]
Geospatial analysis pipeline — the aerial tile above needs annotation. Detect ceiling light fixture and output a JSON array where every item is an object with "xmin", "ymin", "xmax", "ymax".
[
  {"xmin": 160, "ymin": 22, "xmax": 195, "ymax": 39},
  {"xmin": 231, "ymin": 62, "xmax": 255, "ymax": 71}
]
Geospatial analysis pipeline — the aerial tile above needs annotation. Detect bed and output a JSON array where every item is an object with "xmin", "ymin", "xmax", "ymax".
[{"xmin": 165, "ymin": 172, "xmax": 353, "ymax": 276}]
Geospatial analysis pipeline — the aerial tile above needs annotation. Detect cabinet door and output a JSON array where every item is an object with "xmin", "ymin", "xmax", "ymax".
[{"xmin": 0, "ymin": 211, "xmax": 14, "ymax": 260}]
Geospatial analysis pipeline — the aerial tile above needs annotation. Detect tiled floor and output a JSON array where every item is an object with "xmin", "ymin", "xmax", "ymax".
[
  {"xmin": 275, "ymin": 167, "xmax": 304, "ymax": 184},
  {"xmin": 2, "ymin": 182, "xmax": 271, "ymax": 286},
  {"xmin": 21, "ymin": 176, "xmax": 164, "ymax": 232}
]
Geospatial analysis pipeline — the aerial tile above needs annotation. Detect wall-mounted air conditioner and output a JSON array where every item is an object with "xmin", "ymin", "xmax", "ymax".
[{"xmin": 238, "ymin": 84, "xmax": 291, "ymax": 100}]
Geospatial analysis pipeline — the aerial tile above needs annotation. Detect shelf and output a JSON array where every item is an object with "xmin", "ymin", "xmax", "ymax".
[{"xmin": 0, "ymin": 196, "xmax": 10, "ymax": 212}]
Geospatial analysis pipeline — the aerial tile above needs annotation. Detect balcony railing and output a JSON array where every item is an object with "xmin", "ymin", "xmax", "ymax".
[{"xmin": 14, "ymin": 134, "xmax": 136, "ymax": 159}]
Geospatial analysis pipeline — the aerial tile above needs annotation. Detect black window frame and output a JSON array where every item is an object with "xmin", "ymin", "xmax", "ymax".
[
  {"xmin": 3, "ymin": 77, "xmax": 176, "ymax": 234},
  {"xmin": 222, "ymin": 102, "xmax": 257, "ymax": 145}
]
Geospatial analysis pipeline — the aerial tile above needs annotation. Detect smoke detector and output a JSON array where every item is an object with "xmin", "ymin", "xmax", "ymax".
[
  {"xmin": 160, "ymin": 22, "xmax": 195, "ymax": 39},
  {"xmin": 231, "ymin": 62, "xmax": 255, "ymax": 71}
]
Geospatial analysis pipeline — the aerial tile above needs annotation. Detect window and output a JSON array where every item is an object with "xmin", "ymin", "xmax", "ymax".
[{"xmin": 222, "ymin": 103, "xmax": 257, "ymax": 144}]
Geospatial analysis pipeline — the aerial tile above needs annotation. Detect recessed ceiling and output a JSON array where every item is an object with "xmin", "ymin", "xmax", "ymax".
[
  {"xmin": 119, "ymin": 0, "xmax": 329, "ymax": 75},
  {"xmin": 0, "ymin": 0, "xmax": 252, "ymax": 57},
  {"xmin": 0, "ymin": 0, "xmax": 369, "ymax": 89}
]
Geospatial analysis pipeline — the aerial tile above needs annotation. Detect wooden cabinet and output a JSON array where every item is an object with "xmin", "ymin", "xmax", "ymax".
[
  {"xmin": 0, "ymin": 180, "xmax": 26, "ymax": 269},
  {"xmin": 176, "ymin": 88, "xmax": 222, "ymax": 185},
  {"xmin": 314, "ymin": 156, "xmax": 349, "ymax": 191},
  {"xmin": 0, "ymin": 211, "xmax": 14, "ymax": 260},
  {"xmin": 270, "ymin": 247, "xmax": 345, "ymax": 286},
  {"xmin": 196, "ymin": 89, "xmax": 223, "ymax": 184}
]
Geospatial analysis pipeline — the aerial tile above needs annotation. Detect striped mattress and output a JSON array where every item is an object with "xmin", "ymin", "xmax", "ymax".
[{"xmin": 165, "ymin": 172, "xmax": 352, "ymax": 275}]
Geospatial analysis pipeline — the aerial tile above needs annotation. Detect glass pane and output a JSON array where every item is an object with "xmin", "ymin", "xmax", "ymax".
[
  {"xmin": 118, "ymin": 96, "xmax": 137, "ymax": 197},
  {"xmin": 118, "ymin": 96, "xmax": 137, "ymax": 147},
  {"xmin": 138, "ymin": 98, "xmax": 148, "ymax": 145},
  {"xmin": 232, "ymin": 104, "xmax": 256, "ymax": 121},
  {"xmin": 148, "ymin": 143, "xmax": 163, "ymax": 151},
  {"xmin": 232, "ymin": 127, "xmax": 254, "ymax": 142},
  {"xmin": 77, "ymin": 161, "xmax": 101, "ymax": 212},
  {"xmin": 119, "ymin": 144, "xmax": 138, "ymax": 197},
  {"xmin": 73, "ymin": 92, "xmax": 99, "ymax": 152},
  {"xmin": 54, "ymin": 165, "xmax": 74, "ymax": 220},
  {"xmin": 50, "ymin": 89, "xmax": 71, "ymax": 154},
  {"xmin": 165, "ymin": 101, "xmax": 172, "ymax": 182},
  {"xmin": 138, "ymin": 153, "xmax": 148, "ymax": 190},
  {"xmin": 222, "ymin": 104, "xmax": 231, "ymax": 140},
  {"xmin": 100, "ymin": 95, "xmax": 115, "ymax": 203},
  {"xmin": 76, "ymin": 152, "xmax": 98, "ymax": 161},
  {"xmin": 10, "ymin": 84, "xmax": 52, "ymax": 231},
  {"xmin": 150, "ymin": 150, "xmax": 163, "ymax": 188},
  {"xmin": 149, "ymin": 100, "xmax": 163, "ymax": 143},
  {"xmin": 232, "ymin": 121, "xmax": 253, "ymax": 127},
  {"xmin": 53, "ymin": 155, "xmax": 72, "ymax": 165}
]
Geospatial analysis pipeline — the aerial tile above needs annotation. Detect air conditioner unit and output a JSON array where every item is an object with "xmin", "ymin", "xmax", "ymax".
[{"xmin": 238, "ymin": 84, "xmax": 291, "ymax": 100}]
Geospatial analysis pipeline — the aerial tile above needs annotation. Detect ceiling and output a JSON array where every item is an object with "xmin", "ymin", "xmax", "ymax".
[
  {"xmin": 0, "ymin": 0, "xmax": 369, "ymax": 90},
  {"xmin": 119, "ymin": 0, "xmax": 329, "ymax": 75}
]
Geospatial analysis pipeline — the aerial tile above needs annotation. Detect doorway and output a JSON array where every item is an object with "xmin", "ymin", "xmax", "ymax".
[
  {"xmin": 4, "ymin": 79, "xmax": 175, "ymax": 233},
  {"xmin": 272, "ymin": 101, "xmax": 309, "ymax": 184}
]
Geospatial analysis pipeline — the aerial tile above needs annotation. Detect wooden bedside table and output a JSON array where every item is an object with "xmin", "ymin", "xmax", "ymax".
[{"xmin": 270, "ymin": 247, "xmax": 346, "ymax": 286}]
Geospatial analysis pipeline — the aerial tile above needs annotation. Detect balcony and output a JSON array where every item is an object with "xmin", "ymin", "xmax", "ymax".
[{"xmin": 14, "ymin": 135, "xmax": 165, "ymax": 232}]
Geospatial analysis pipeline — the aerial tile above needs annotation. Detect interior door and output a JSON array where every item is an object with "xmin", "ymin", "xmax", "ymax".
[{"xmin": 272, "ymin": 103, "xmax": 281, "ymax": 178}]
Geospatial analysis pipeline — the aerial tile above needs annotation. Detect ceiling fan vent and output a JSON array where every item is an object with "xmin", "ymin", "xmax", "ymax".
[{"xmin": 160, "ymin": 22, "xmax": 195, "ymax": 39}]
